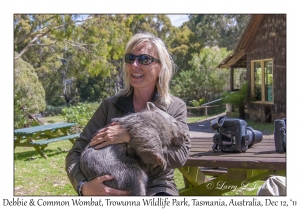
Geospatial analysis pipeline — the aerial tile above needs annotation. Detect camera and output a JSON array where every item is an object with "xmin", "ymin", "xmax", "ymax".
[
  {"xmin": 210, "ymin": 117, "xmax": 263, "ymax": 153},
  {"xmin": 274, "ymin": 118, "xmax": 286, "ymax": 153}
]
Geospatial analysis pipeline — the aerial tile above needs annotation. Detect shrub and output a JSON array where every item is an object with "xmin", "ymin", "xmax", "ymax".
[
  {"xmin": 222, "ymin": 83, "xmax": 248, "ymax": 119},
  {"xmin": 62, "ymin": 103, "xmax": 95, "ymax": 128},
  {"xmin": 14, "ymin": 52, "xmax": 46, "ymax": 128},
  {"xmin": 44, "ymin": 105, "xmax": 66, "ymax": 116},
  {"xmin": 189, "ymin": 98, "xmax": 207, "ymax": 107}
]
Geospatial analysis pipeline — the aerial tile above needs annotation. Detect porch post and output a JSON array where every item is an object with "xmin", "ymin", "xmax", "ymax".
[{"xmin": 230, "ymin": 67, "xmax": 234, "ymax": 91}]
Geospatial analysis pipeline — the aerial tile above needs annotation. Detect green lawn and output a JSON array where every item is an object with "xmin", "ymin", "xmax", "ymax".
[
  {"xmin": 186, "ymin": 116, "xmax": 207, "ymax": 123},
  {"xmin": 14, "ymin": 140, "xmax": 264, "ymax": 196},
  {"xmin": 43, "ymin": 115, "xmax": 65, "ymax": 123},
  {"xmin": 14, "ymin": 140, "xmax": 77, "ymax": 196},
  {"xmin": 14, "ymin": 114, "xmax": 268, "ymax": 196}
]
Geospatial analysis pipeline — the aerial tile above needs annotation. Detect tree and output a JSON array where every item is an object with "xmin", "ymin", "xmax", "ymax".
[
  {"xmin": 171, "ymin": 47, "xmax": 230, "ymax": 103},
  {"xmin": 14, "ymin": 15, "xmax": 90, "ymax": 60},
  {"xmin": 14, "ymin": 52, "xmax": 46, "ymax": 128},
  {"xmin": 186, "ymin": 14, "xmax": 251, "ymax": 50},
  {"xmin": 14, "ymin": 14, "xmax": 133, "ymax": 105},
  {"xmin": 166, "ymin": 25, "xmax": 203, "ymax": 72},
  {"xmin": 76, "ymin": 73, "xmax": 115, "ymax": 102},
  {"xmin": 127, "ymin": 14, "xmax": 174, "ymax": 39}
]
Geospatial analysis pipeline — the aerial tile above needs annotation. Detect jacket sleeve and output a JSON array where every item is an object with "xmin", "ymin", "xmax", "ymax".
[
  {"xmin": 164, "ymin": 98, "xmax": 191, "ymax": 168},
  {"xmin": 65, "ymin": 100, "xmax": 109, "ymax": 192}
]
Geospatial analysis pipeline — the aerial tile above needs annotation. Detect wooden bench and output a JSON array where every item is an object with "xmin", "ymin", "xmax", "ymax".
[
  {"xmin": 30, "ymin": 133, "xmax": 80, "ymax": 146},
  {"xmin": 15, "ymin": 133, "xmax": 80, "ymax": 159},
  {"xmin": 14, "ymin": 123, "xmax": 79, "ymax": 159},
  {"xmin": 30, "ymin": 133, "xmax": 80, "ymax": 159}
]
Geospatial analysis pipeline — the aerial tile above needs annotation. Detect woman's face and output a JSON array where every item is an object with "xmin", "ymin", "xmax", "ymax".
[{"xmin": 126, "ymin": 42, "xmax": 161, "ymax": 92}]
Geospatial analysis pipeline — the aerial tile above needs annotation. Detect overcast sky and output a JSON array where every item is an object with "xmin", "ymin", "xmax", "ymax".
[{"xmin": 167, "ymin": 15, "xmax": 189, "ymax": 27}]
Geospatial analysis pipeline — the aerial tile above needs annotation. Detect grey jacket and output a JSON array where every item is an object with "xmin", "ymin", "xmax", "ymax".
[{"xmin": 65, "ymin": 92, "xmax": 191, "ymax": 195}]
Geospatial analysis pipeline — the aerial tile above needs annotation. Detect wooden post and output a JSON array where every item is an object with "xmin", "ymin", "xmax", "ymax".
[{"xmin": 230, "ymin": 67, "xmax": 234, "ymax": 91}]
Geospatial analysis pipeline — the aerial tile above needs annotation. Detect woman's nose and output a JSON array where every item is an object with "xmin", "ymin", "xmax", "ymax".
[{"xmin": 131, "ymin": 58, "xmax": 140, "ymax": 67}]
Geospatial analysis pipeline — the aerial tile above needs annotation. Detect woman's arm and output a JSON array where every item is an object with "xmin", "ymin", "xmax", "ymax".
[{"xmin": 164, "ymin": 97, "xmax": 191, "ymax": 168}]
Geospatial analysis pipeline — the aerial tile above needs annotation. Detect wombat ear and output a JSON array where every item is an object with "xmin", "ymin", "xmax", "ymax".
[{"xmin": 146, "ymin": 102, "xmax": 156, "ymax": 111}]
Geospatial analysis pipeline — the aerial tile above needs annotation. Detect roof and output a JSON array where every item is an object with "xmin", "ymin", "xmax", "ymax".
[{"xmin": 217, "ymin": 14, "xmax": 265, "ymax": 68}]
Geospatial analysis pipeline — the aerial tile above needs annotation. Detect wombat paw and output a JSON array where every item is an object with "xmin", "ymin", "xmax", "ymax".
[
  {"xmin": 171, "ymin": 136, "xmax": 186, "ymax": 146},
  {"xmin": 154, "ymin": 153, "xmax": 167, "ymax": 170}
]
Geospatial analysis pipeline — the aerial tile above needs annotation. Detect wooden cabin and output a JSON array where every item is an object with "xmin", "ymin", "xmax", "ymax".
[{"xmin": 218, "ymin": 14, "xmax": 286, "ymax": 122}]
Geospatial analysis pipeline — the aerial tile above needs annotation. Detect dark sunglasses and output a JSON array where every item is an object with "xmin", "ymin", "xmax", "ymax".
[{"xmin": 124, "ymin": 53, "xmax": 161, "ymax": 65}]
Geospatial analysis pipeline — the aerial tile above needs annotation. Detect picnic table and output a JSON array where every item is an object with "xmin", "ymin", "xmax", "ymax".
[
  {"xmin": 178, "ymin": 135, "xmax": 286, "ymax": 195},
  {"xmin": 14, "ymin": 122, "xmax": 80, "ymax": 159}
]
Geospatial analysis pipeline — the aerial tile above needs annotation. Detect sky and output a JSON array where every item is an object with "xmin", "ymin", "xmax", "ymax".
[{"xmin": 167, "ymin": 15, "xmax": 189, "ymax": 27}]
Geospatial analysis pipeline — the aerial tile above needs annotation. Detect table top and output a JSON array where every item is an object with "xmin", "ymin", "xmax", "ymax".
[
  {"xmin": 185, "ymin": 135, "xmax": 286, "ymax": 170},
  {"xmin": 14, "ymin": 122, "xmax": 77, "ymax": 136}
]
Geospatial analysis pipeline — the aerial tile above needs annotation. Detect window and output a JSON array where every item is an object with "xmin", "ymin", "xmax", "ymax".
[{"xmin": 251, "ymin": 59, "xmax": 273, "ymax": 103}]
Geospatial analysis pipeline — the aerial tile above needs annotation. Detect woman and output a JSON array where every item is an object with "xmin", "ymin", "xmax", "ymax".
[{"xmin": 65, "ymin": 32, "xmax": 191, "ymax": 196}]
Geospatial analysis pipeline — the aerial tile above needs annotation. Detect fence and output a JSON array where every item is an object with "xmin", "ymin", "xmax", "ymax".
[{"xmin": 187, "ymin": 104, "xmax": 225, "ymax": 118}]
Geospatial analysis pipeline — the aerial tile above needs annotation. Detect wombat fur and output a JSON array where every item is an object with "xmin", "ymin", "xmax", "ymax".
[{"xmin": 80, "ymin": 102, "xmax": 187, "ymax": 195}]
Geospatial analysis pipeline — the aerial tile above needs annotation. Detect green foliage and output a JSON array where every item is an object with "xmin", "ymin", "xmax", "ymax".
[
  {"xmin": 171, "ymin": 47, "xmax": 230, "ymax": 103},
  {"xmin": 76, "ymin": 74, "xmax": 115, "ymax": 102},
  {"xmin": 189, "ymin": 100, "xmax": 200, "ymax": 107},
  {"xmin": 62, "ymin": 103, "xmax": 95, "ymax": 128},
  {"xmin": 127, "ymin": 14, "xmax": 174, "ymax": 39},
  {"xmin": 221, "ymin": 83, "xmax": 248, "ymax": 106},
  {"xmin": 167, "ymin": 25, "xmax": 202, "ymax": 71},
  {"xmin": 14, "ymin": 14, "xmax": 249, "ymax": 109},
  {"xmin": 186, "ymin": 14, "xmax": 251, "ymax": 50},
  {"xmin": 14, "ymin": 53, "xmax": 46, "ymax": 128},
  {"xmin": 189, "ymin": 98, "xmax": 206, "ymax": 107},
  {"xmin": 44, "ymin": 105, "xmax": 66, "ymax": 117},
  {"xmin": 222, "ymin": 83, "xmax": 248, "ymax": 119}
]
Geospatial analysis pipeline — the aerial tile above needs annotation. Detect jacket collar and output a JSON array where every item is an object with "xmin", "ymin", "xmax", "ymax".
[{"xmin": 113, "ymin": 88, "xmax": 167, "ymax": 114}]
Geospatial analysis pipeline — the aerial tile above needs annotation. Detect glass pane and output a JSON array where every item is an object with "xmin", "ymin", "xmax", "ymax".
[
  {"xmin": 264, "ymin": 60, "xmax": 273, "ymax": 102},
  {"xmin": 233, "ymin": 68, "xmax": 246, "ymax": 89},
  {"xmin": 254, "ymin": 62, "xmax": 262, "ymax": 101}
]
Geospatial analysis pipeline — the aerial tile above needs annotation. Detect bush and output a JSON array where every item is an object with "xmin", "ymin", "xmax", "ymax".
[
  {"xmin": 14, "ymin": 53, "xmax": 46, "ymax": 128},
  {"xmin": 43, "ymin": 105, "xmax": 66, "ymax": 116},
  {"xmin": 62, "ymin": 103, "xmax": 95, "ymax": 128},
  {"xmin": 189, "ymin": 98, "xmax": 206, "ymax": 107},
  {"xmin": 222, "ymin": 83, "xmax": 248, "ymax": 119}
]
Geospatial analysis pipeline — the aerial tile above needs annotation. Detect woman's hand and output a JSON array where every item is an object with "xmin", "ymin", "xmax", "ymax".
[
  {"xmin": 81, "ymin": 175, "xmax": 129, "ymax": 196},
  {"xmin": 90, "ymin": 122, "xmax": 130, "ymax": 149}
]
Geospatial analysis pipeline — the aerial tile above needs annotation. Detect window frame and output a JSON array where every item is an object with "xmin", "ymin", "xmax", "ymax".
[{"xmin": 250, "ymin": 58, "xmax": 274, "ymax": 104}]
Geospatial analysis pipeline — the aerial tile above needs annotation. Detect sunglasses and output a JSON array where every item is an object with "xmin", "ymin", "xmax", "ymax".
[{"xmin": 124, "ymin": 53, "xmax": 161, "ymax": 65}]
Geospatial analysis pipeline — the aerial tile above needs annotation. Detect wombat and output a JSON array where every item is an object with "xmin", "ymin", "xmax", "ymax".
[{"xmin": 80, "ymin": 102, "xmax": 187, "ymax": 195}]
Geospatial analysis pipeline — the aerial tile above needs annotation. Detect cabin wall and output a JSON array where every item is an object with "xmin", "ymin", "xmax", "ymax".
[{"xmin": 246, "ymin": 14, "xmax": 286, "ymax": 122}]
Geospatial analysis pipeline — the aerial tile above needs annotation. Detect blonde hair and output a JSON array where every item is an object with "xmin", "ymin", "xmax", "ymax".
[{"xmin": 119, "ymin": 33, "xmax": 175, "ymax": 105}]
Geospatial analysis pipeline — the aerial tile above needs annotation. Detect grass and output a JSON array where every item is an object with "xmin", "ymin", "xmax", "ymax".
[
  {"xmin": 43, "ymin": 115, "xmax": 65, "ymax": 123},
  {"xmin": 14, "ymin": 140, "xmax": 264, "ymax": 196},
  {"xmin": 14, "ymin": 113, "xmax": 270, "ymax": 196},
  {"xmin": 14, "ymin": 141, "xmax": 186, "ymax": 196},
  {"xmin": 186, "ymin": 116, "xmax": 207, "ymax": 123},
  {"xmin": 14, "ymin": 140, "xmax": 77, "ymax": 196},
  {"xmin": 247, "ymin": 120, "xmax": 274, "ymax": 134}
]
